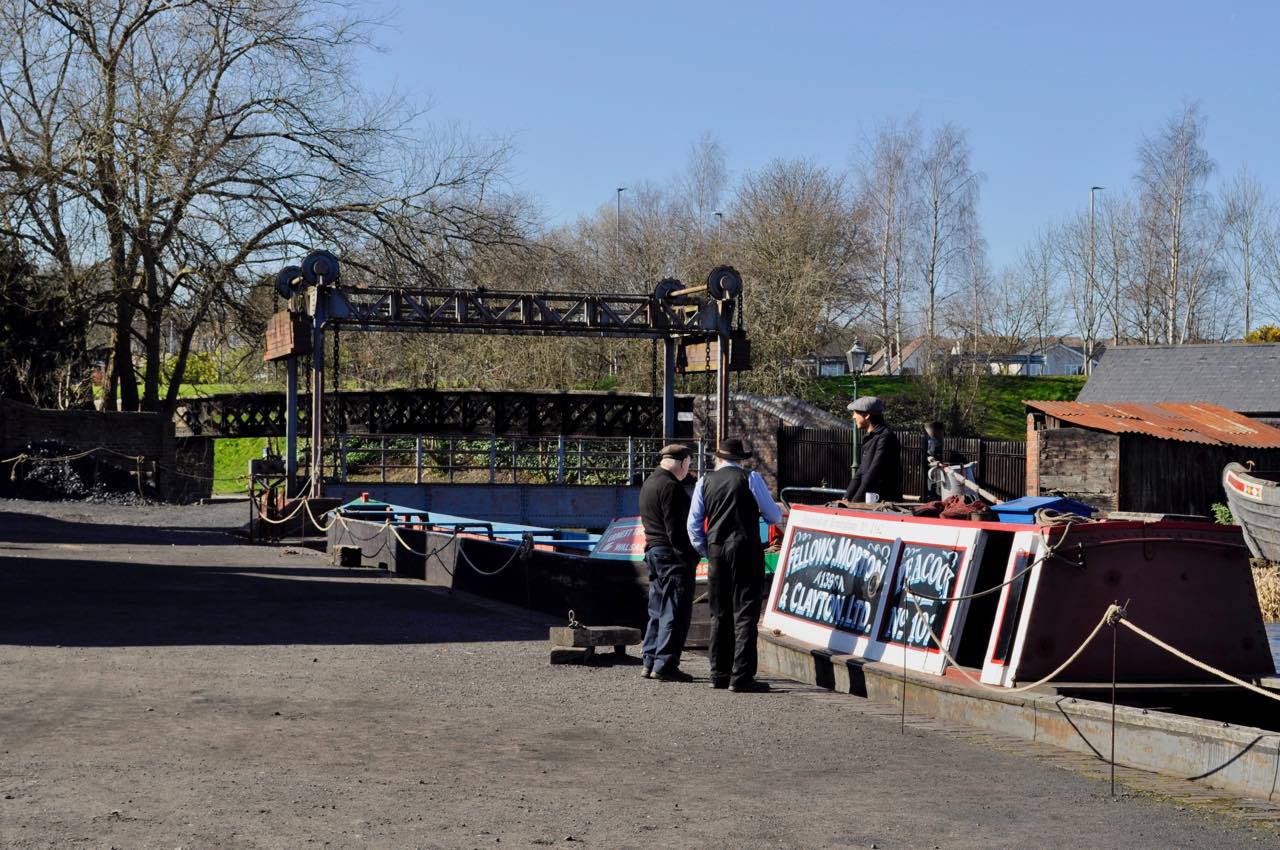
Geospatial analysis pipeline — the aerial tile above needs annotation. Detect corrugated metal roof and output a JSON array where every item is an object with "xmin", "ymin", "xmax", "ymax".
[{"xmin": 1023, "ymin": 401, "xmax": 1280, "ymax": 448}]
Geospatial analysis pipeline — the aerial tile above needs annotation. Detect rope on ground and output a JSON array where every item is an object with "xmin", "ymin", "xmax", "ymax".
[
  {"xmin": 1116, "ymin": 615, "xmax": 1280, "ymax": 705},
  {"xmin": 902, "ymin": 595, "xmax": 1121, "ymax": 694}
]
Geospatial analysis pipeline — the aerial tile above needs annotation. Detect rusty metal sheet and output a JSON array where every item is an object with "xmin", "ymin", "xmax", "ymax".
[{"xmin": 1023, "ymin": 400, "xmax": 1280, "ymax": 448}]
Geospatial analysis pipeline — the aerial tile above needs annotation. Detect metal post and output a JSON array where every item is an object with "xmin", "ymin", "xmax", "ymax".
[
  {"xmin": 627, "ymin": 437, "xmax": 635, "ymax": 484},
  {"xmin": 380, "ymin": 436, "xmax": 387, "ymax": 483},
  {"xmin": 309, "ymin": 308, "xmax": 325, "ymax": 498},
  {"xmin": 558, "ymin": 435, "xmax": 566, "ymax": 484},
  {"xmin": 489, "ymin": 438, "xmax": 497, "ymax": 484},
  {"xmin": 696, "ymin": 439, "xmax": 705, "ymax": 478},
  {"xmin": 851, "ymin": 373, "xmax": 861, "ymax": 476},
  {"xmin": 415, "ymin": 435, "xmax": 423, "ymax": 485},
  {"xmin": 286, "ymin": 356, "xmax": 298, "ymax": 494},
  {"xmin": 662, "ymin": 337, "xmax": 677, "ymax": 441},
  {"xmin": 1089, "ymin": 185, "xmax": 1103, "ymax": 374},
  {"xmin": 448, "ymin": 437, "xmax": 455, "ymax": 484},
  {"xmin": 1110, "ymin": 618, "xmax": 1118, "ymax": 796},
  {"xmin": 716, "ymin": 305, "xmax": 730, "ymax": 449},
  {"xmin": 616, "ymin": 187, "xmax": 626, "ymax": 258},
  {"xmin": 339, "ymin": 435, "xmax": 347, "ymax": 482}
]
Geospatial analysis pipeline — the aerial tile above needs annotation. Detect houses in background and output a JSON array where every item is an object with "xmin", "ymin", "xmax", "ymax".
[{"xmin": 798, "ymin": 335, "xmax": 1103, "ymax": 378}]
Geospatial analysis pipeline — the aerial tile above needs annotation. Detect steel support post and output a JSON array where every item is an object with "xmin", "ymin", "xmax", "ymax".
[
  {"xmin": 309, "ymin": 305, "xmax": 325, "ymax": 499},
  {"xmin": 662, "ymin": 337, "xmax": 677, "ymax": 441},
  {"xmin": 716, "ymin": 306, "xmax": 730, "ymax": 450},
  {"xmin": 286, "ymin": 356, "xmax": 299, "ymax": 494}
]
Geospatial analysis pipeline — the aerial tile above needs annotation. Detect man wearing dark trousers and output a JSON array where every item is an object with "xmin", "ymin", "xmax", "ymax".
[
  {"xmin": 638, "ymin": 443, "xmax": 700, "ymax": 682},
  {"xmin": 687, "ymin": 438, "xmax": 783, "ymax": 693}
]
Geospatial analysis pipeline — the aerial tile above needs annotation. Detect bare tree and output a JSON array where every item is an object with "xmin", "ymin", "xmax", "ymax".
[
  {"xmin": 1222, "ymin": 167, "xmax": 1270, "ymax": 336},
  {"xmin": 854, "ymin": 119, "xmax": 918, "ymax": 374},
  {"xmin": 1135, "ymin": 104, "xmax": 1219, "ymax": 343},
  {"xmin": 730, "ymin": 158, "xmax": 863, "ymax": 394},
  {"xmin": 1056, "ymin": 214, "xmax": 1107, "ymax": 370},
  {"xmin": 0, "ymin": 0, "xmax": 524, "ymax": 415},
  {"xmin": 1020, "ymin": 229, "xmax": 1062, "ymax": 361},
  {"xmin": 1097, "ymin": 194, "xmax": 1136, "ymax": 344},
  {"xmin": 913, "ymin": 124, "xmax": 982, "ymax": 355}
]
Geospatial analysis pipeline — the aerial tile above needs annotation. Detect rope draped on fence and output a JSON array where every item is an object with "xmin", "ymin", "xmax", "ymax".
[
  {"xmin": 2, "ymin": 445, "xmax": 255, "ymax": 486},
  {"xmin": 252, "ymin": 492, "xmax": 534, "ymax": 580}
]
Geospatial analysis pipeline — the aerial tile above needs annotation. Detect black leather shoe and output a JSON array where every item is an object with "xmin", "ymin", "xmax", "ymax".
[
  {"xmin": 708, "ymin": 678, "xmax": 729, "ymax": 690},
  {"xmin": 728, "ymin": 679, "xmax": 771, "ymax": 693},
  {"xmin": 654, "ymin": 668, "xmax": 694, "ymax": 683}
]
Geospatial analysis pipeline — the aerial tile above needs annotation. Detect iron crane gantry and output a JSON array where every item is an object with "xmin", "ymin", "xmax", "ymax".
[{"xmin": 266, "ymin": 251, "xmax": 746, "ymax": 497}]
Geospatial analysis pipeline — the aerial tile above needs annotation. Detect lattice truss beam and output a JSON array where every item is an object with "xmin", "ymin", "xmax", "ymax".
[
  {"xmin": 324, "ymin": 287, "xmax": 725, "ymax": 338},
  {"xmin": 176, "ymin": 390, "xmax": 694, "ymax": 439}
]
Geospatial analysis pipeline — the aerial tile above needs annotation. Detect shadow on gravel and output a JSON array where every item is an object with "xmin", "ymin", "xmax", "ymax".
[
  {"xmin": 0, "ymin": 553, "xmax": 548, "ymax": 647},
  {"xmin": 0, "ymin": 511, "xmax": 242, "ymax": 547}
]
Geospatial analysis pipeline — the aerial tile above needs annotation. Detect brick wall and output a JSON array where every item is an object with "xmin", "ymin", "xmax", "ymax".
[{"xmin": 691, "ymin": 398, "xmax": 781, "ymax": 494}]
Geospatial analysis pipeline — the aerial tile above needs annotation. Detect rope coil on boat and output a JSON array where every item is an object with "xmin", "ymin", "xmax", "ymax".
[{"xmin": 902, "ymin": 522, "xmax": 1078, "ymax": 606}]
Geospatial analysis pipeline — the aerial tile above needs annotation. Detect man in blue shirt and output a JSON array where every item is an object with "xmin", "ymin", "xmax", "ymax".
[{"xmin": 687, "ymin": 438, "xmax": 783, "ymax": 693}]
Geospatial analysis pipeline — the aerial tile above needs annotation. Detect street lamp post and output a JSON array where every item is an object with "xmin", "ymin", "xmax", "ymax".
[
  {"xmin": 1089, "ymin": 185, "xmax": 1104, "ymax": 375},
  {"xmin": 714, "ymin": 210, "xmax": 723, "ymax": 251},
  {"xmin": 616, "ymin": 187, "xmax": 627, "ymax": 258},
  {"xmin": 846, "ymin": 339, "xmax": 868, "ymax": 476}
]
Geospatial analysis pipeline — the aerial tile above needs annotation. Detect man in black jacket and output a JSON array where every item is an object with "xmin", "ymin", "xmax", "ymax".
[
  {"xmin": 638, "ymin": 443, "xmax": 700, "ymax": 682},
  {"xmin": 843, "ymin": 396, "xmax": 903, "ymax": 504}
]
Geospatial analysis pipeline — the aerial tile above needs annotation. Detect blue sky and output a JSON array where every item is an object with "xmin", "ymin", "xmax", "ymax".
[{"xmin": 359, "ymin": 1, "xmax": 1279, "ymax": 269}]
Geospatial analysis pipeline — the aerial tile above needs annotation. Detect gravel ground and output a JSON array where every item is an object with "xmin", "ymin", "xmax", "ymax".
[{"xmin": 0, "ymin": 497, "xmax": 1276, "ymax": 850}]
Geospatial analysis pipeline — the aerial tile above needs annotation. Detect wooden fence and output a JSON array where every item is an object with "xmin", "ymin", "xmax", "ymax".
[{"xmin": 776, "ymin": 426, "xmax": 1026, "ymax": 501}]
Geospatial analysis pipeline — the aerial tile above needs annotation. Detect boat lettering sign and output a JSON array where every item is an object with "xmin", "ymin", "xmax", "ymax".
[
  {"xmin": 772, "ymin": 527, "xmax": 892, "ymax": 636},
  {"xmin": 877, "ymin": 542, "xmax": 964, "ymax": 652},
  {"xmin": 763, "ymin": 505, "xmax": 987, "ymax": 673}
]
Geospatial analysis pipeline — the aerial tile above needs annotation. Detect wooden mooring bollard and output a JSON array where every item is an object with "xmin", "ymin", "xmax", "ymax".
[{"xmin": 548, "ymin": 625, "xmax": 642, "ymax": 665}]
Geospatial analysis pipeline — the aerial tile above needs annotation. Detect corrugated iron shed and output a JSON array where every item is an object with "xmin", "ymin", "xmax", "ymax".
[{"xmin": 1023, "ymin": 401, "xmax": 1280, "ymax": 448}]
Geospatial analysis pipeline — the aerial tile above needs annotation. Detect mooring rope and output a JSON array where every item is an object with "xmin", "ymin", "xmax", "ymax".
[
  {"xmin": 1117, "ymin": 616, "xmax": 1280, "ymax": 705},
  {"xmin": 900, "ymin": 595, "xmax": 1122, "ymax": 694}
]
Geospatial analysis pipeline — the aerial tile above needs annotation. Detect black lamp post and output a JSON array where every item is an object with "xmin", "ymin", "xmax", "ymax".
[{"xmin": 846, "ymin": 339, "xmax": 868, "ymax": 475}]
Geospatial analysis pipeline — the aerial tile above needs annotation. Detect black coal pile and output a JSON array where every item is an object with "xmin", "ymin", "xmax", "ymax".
[{"xmin": 0, "ymin": 441, "xmax": 156, "ymax": 504}]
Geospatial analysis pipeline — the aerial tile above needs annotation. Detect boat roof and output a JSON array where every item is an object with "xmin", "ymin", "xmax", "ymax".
[{"xmin": 1025, "ymin": 401, "xmax": 1280, "ymax": 447}]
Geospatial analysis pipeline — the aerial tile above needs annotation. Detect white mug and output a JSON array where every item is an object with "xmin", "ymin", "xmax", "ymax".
[{"xmin": 865, "ymin": 492, "xmax": 880, "ymax": 504}]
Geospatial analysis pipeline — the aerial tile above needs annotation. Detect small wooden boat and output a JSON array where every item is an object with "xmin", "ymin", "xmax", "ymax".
[{"xmin": 1222, "ymin": 462, "xmax": 1280, "ymax": 561}]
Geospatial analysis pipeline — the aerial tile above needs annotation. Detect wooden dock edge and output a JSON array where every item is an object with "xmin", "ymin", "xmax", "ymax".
[{"xmin": 758, "ymin": 631, "xmax": 1280, "ymax": 803}]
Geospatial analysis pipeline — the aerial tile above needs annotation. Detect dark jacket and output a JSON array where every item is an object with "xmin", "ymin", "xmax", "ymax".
[
  {"xmin": 844, "ymin": 425, "xmax": 903, "ymax": 503},
  {"xmin": 639, "ymin": 468, "xmax": 699, "ymax": 566}
]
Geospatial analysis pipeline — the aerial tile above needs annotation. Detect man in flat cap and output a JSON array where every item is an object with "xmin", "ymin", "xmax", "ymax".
[
  {"xmin": 843, "ymin": 396, "xmax": 902, "ymax": 504},
  {"xmin": 638, "ymin": 443, "xmax": 701, "ymax": 682},
  {"xmin": 687, "ymin": 438, "xmax": 783, "ymax": 693}
]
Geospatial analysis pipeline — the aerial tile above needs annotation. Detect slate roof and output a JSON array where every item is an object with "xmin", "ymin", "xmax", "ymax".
[
  {"xmin": 1078, "ymin": 343, "xmax": 1280, "ymax": 416},
  {"xmin": 1025, "ymin": 401, "xmax": 1280, "ymax": 447}
]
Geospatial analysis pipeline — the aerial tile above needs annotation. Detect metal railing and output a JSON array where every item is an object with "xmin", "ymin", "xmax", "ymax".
[{"xmin": 319, "ymin": 434, "xmax": 707, "ymax": 486}]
